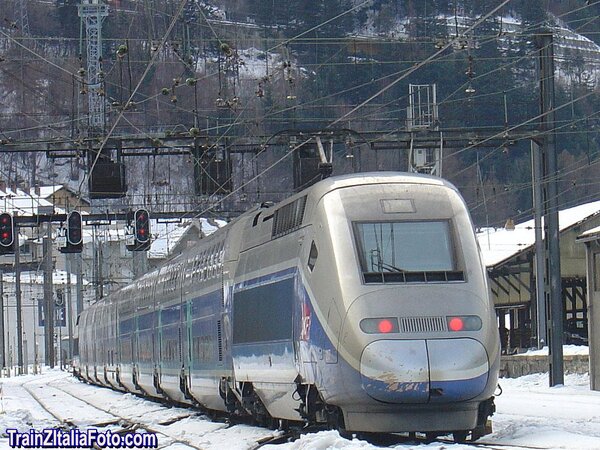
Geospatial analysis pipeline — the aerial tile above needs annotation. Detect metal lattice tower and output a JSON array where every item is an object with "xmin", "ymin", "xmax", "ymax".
[
  {"xmin": 78, "ymin": 0, "xmax": 109, "ymax": 134},
  {"xmin": 406, "ymin": 84, "xmax": 442, "ymax": 177},
  {"xmin": 18, "ymin": 0, "xmax": 30, "ymax": 35}
]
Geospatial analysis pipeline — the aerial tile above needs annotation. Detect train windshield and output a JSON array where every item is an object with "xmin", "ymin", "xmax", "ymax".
[{"xmin": 354, "ymin": 221, "xmax": 458, "ymax": 280}]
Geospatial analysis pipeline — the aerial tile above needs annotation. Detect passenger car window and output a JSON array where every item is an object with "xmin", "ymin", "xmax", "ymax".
[{"xmin": 308, "ymin": 241, "xmax": 318, "ymax": 271}]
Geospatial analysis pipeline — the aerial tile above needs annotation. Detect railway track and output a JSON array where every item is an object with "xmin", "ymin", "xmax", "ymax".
[
  {"xmin": 20, "ymin": 374, "xmax": 285, "ymax": 450},
  {"xmin": 16, "ymin": 372, "xmax": 557, "ymax": 450},
  {"xmin": 22, "ymin": 379, "xmax": 194, "ymax": 450},
  {"xmin": 350, "ymin": 433, "xmax": 550, "ymax": 450}
]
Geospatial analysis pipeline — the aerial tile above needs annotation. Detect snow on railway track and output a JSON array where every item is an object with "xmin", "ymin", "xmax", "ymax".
[
  {"xmin": 2, "ymin": 369, "xmax": 599, "ymax": 450},
  {"xmin": 18, "ymin": 371, "xmax": 285, "ymax": 450}
]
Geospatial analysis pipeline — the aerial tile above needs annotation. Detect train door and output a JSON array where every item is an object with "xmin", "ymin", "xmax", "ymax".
[
  {"xmin": 178, "ymin": 262, "xmax": 190, "ymax": 398},
  {"xmin": 157, "ymin": 298, "xmax": 185, "ymax": 401},
  {"xmin": 185, "ymin": 297, "xmax": 192, "ymax": 389},
  {"xmin": 117, "ymin": 315, "xmax": 136, "ymax": 392},
  {"xmin": 107, "ymin": 302, "xmax": 118, "ymax": 388},
  {"xmin": 154, "ymin": 267, "xmax": 164, "ymax": 390},
  {"xmin": 183, "ymin": 255, "xmax": 196, "ymax": 391},
  {"xmin": 231, "ymin": 269, "xmax": 298, "ymax": 383},
  {"xmin": 92, "ymin": 308, "xmax": 99, "ymax": 382},
  {"xmin": 98, "ymin": 305, "xmax": 107, "ymax": 384},
  {"xmin": 219, "ymin": 258, "xmax": 226, "ymax": 370},
  {"xmin": 132, "ymin": 302, "xmax": 139, "ymax": 386},
  {"xmin": 151, "ymin": 277, "xmax": 159, "ymax": 394},
  {"xmin": 157, "ymin": 306, "xmax": 163, "ymax": 384}
]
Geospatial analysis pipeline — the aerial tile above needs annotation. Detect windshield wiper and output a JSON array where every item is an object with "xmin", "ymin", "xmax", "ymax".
[{"xmin": 379, "ymin": 262, "xmax": 406, "ymax": 273}]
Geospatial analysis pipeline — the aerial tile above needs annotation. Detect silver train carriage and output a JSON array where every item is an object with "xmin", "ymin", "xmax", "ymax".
[{"xmin": 75, "ymin": 172, "xmax": 500, "ymax": 440}]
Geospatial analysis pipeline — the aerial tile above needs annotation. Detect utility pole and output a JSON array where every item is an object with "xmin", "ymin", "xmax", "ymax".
[
  {"xmin": 74, "ymin": 252, "xmax": 84, "ymax": 359},
  {"xmin": 531, "ymin": 141, "xmax": 546, "ymax": 348},
  {"xmin": 75, "ymin": 254, "xmax": 84, "ymax": 317},
  {"xmin": 535, "ymin": 30, "xmax": 564, "ymax": 386},
  {"xmin": 43, "ymin": 221, "xmax": 55, "ymax": 368},
  {"xmin": 98, "ymin": 238, "xmax": 104, "ymax": 299},
  {"xmin": 132, "ymin": 251, "xmax": 148, "ymax": 279},
  {"xmin": 66, "ymin": 254, "xmax": 73, "ymax": 361},
  {"xmin": 15, "ymin": 223, "xmax": 24, "ymax": 374},
  {"xmin": 93, "ymin": 226, "xmax": 104, "ymax": 300},
  {"xmin": 0, "ymin": 267, "xmax": 4, "ymax": 371}
]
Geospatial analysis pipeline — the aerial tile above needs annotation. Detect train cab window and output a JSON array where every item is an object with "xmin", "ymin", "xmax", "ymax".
[
  {"xmin": 354, "ymin": 221, "xmax": 463, "ymax": 283},
  {"xmin": 307, "ymin": 241, "xmax": 318, "ymax": 271}
]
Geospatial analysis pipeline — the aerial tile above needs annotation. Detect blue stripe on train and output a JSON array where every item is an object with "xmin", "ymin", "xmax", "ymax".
[
  {"xmin": 361, "ymin": 372, "xmax": 488, "ymax": 404},
  {"xmin": 429, "ymin": 372, "xmax": 489, "ymax": 402}
]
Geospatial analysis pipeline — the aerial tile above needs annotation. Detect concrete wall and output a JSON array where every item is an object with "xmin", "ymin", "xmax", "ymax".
[{"xmin": 500, "ymin": 354, "xmax": 589, "ymax": 378}]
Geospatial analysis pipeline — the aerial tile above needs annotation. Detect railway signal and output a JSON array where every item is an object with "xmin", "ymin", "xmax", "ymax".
[
  {"xmin": 0, "ymin": 212, "xmax": 15, "ymax": 254},
  {"xmin": 59, "ymin": 211, "xmax": 83, "ymax": 254},
  {"xmin": 126, "ymin": 208, "xmax": 151, "ymax": 251}
]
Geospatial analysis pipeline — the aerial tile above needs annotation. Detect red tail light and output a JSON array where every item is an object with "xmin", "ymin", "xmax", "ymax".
[
  {"xmin": 448, "ymin": 317, "xmax": 464, "ymax": 331},
  {"xmin": 360, "ymin": 318, "xmax": 399, "ymax": 334},
  {"xmin": 446, "ymin": 315, "xmax": 482, "ymax": 332},
  {"xmin": 378, "ymin": 319, "xmax": 394, "ymax": 333}
]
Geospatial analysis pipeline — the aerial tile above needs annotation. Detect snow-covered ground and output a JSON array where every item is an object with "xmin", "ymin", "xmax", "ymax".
[{"xmin": 0, "ymin": 369, "xmax": 599, "ymax": 450}]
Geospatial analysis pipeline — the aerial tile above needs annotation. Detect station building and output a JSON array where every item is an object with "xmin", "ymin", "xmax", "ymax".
[
  {"xmin": 476, "ymin": 201, "xmax": 600, "ymax": 352},
  {"xmin": 576, "ymin": 226, "xmax": 600, "ymax": 390}
]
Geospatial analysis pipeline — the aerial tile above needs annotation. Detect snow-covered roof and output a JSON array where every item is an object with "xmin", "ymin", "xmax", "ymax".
[
  {"xmin": 577, "ymin": 225, "xmax": 600, "ymax": 242},
  {"xmin": 28, "ymin": 185, "xmax": 63, "ymax": 199},
  {"xmin": 2, "ymin": 269, "xmax": 87, "ymax": 286},
  {"xmin": 1, "ymin": 187, "xmax": 66, "ymax": 216},
  {"xmin": 477, "ymin": 200, "xmax": 600, "ymax": 268},
  {"xmin": 76, "ymin": 218, "xmax": 226, "ymax": 258},
  {"xmin": 148, "ymin": 218, "xmax": 225, "ymax": 258},
  {"xmin": 148, "ymin": 221, "xmax": 197, "ymax": 259}
]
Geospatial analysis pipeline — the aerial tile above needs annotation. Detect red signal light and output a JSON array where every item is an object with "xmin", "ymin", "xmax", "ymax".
[
  {"xmin": 0, "ymin": 213, "xmax": 14, "ymax": 250},
  {"xmin": 134, "ymin": 208, "xmax": 151, "ymax": 245}
]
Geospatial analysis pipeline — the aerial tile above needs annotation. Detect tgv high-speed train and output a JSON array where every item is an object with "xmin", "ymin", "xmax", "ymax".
[{"xmin": 75, "ymin": 172, "xmax": 500, "ymax": 442}]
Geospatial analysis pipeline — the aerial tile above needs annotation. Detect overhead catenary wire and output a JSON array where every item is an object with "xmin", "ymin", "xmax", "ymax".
[
  {"xmin": 77, "ymin": 0, "xmax": 190, "ymax": 205},
  {"xmin": 0, "ymin": 3, "xmax": 596, "ymax": 140},
  {"xmin": 0, "ymin": 0, "xmax": 596, "ymax": 246}
]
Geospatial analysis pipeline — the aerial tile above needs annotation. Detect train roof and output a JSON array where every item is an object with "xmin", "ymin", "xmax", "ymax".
[
  {"xmin": 301, "ymin": 172, "xmax": 454, "ymax": 200},
  {"xmin": 85, "ymin": 172, "xmax": 458, "ymax": 307}
]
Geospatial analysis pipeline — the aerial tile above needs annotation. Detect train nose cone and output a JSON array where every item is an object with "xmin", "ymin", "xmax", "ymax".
[
  {"xmin": 428, "ymin": 338, "xmax": 489, "ymax": 402},
  {"xmin": 360, "ymin": 340, "xmax": 430, "ymax": 403},
  {"xmin": 360, "ymin": 338, "xmax": 489, "ymax": 404}
]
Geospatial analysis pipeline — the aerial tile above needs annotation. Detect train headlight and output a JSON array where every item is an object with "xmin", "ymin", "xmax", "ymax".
[
  {"xmin": 360, "ymin": 318, "xmax": 399, "ymax": 334},
  {"xmin": 446, "ymin": 315, "xmax": 482, "ymax": 332}
]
